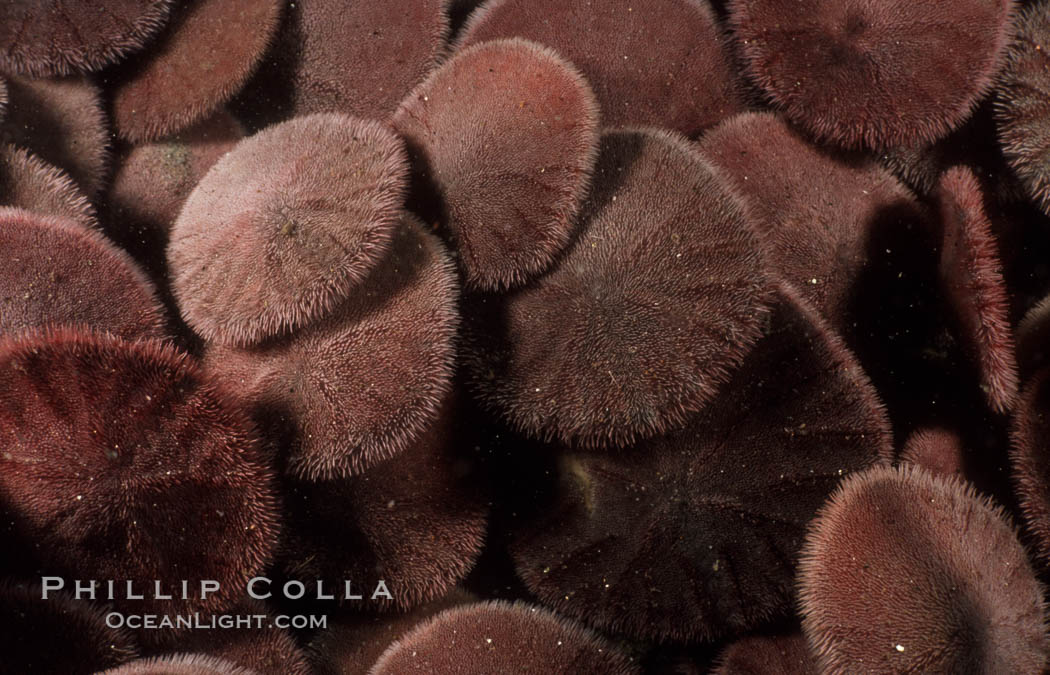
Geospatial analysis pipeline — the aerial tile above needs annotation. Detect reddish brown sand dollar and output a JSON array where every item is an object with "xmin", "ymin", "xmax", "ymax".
[
  {"xmin": 99, "ymin": 654, "xmax": 257, "ymax": 675},
  {"xmin": 698, "ymin": 112, "xmax": 925, "ymax": 332},
  {"xmin": 465, "ymin": 128, "xmax": 770, "ymax": 449},
  {"xmin": 997, "ymin": 0, "xmax": 1050, "ymax": 216},
  {"xmin": 310, "ymin": 590, "xmax": 477, "ymax": 675},
  {"xmin": 712, "ymin": 634, "xmax": 816, "ymax": 675},
  {"xmin": 369, "ymin": 601, "xmax": 639, "ymax": 675},
  {"xmin": 0, "ymin": 207, "xmax": 166, "ymax": 341},
  {"xmin": 280, "ymin": 397, "xmax": 486, "ymax": 612},
  {"xmin": 206, "ymin": 214, "xmax": 458, "ymax": 479},
  {"xmin": 458, "ymin": 0, "xmax": 745, "ymax": 137},
  {"xmin": 267, "ymin": 0, "xmax": 449, "ymax": 120},
  {"xmin": 0, "ymin": 1, "xmax": 175, "ymax": 78},
  {"xmin": 169, "ymin": 113, "xmax": 408, "ymax": 345},
  {"xmin": 1011, "ymin": 366, "xmax": 1050, "ymax": 566},
  {"xmin": 1, "ymin": 75, "xmax": 109, "ymax": 198},
  {"xmin": 0, "ymin": 329, "xmax": 281, "ymax": 620},
  {"xmin": 108, "ymin": 110, "xmax": 244, "ymax": 236},
  {"xmin": 0, "ymin": 581, "xmax": 139, "ymax": 674},
  {"xmin": 899, "ymin": 428, "xmax": 965, "ymax": 477},
  {"xmin": 153, "ymin": 601, "xmax": 310, "ymax": 675},
  {"xmin": 798, "ymin": 465, "xmax": 1048, "ymax": 673},
  {"xmin": 1018, "ymin": 291, "xmax": 1050, "ymax": 376},
  {"xmin": 936, "ymin": 167, "xmax": 1018, "ymax": 413},
  {"xmin": 112, "ymin": 0, "xmax": 282, "ymax": 142},
  {"xmin": 508, "ymin": 287, "xmax": 892, "ymax": 642},
  {"xmin": 729, "ymin": 0, "xmax": 1014, "ymax": 149},
  {"xmin": 393, "ymin": 38, "xmax": 600, "ymax": 290},
  {"xmin": 0, "ymin": 144, "xmax": 96, "ymax": 229}
]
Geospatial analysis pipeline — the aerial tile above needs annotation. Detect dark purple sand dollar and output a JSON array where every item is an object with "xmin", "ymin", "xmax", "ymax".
[
  {"xmin": 0, "ymin": 207, "xmax": 166, "ymax": 341},
  {"xmin": 698, "ymin": 112, "xmax": 925, "ymax": 333},
  {"xmin": 458, "ymin": 0, "xmax": 745, "ymax": 137},
  {"xmin": 465, "ymin": 128, "xmax": 771, "ymax": 449},
  {"xmin": 206, "ymin": 215, "xmax": 458, "ymax": 479},
  {"xmin": 280, "ymin": 397, "xmax": 486, "ymax": 612},
  {"xmin": 369, "ymin": 601, "xmax": 639, "ymax": 675},
  {"xmin": 936, "ymin": 166, "xmax": 1018, "ymax": 413},
  {"xmin": 997, "ymin": 0, "xmax": 1050, "ymax": 216},
  {"xmin": 712, "ymin": 633, "xmax": 816, "ymax": 675},
  {"xmin": 799, "ymin": 465, "xmax": 1048, "ymax": 673},
  {"xmin": 0, "ymin": 580, "xmax": 139, "ymax": 674},
  {"xmin": 112, "ymin": 0, "xmax": 282, "ymax": 142},
  {"xmin": 0, "ymin": 0, "xmax": 175, "ymax": 77},
  {"xmin": 508, "ymin": 286, "xmax": 892, "ymax": 642},
  {"xmin": 169, "ymin": 113, "xmax": 408, "ymax": 346},
  {"xmin": 393, "ymin": 38, "xmax": 600, "ymax": 290},
  {"xmin": 729, "ymin": 0, "xmax": 1014, "ymax": 149},
  {"xmin": 0, "ymin": 329, "xmax": 281, "ymax": 620}
]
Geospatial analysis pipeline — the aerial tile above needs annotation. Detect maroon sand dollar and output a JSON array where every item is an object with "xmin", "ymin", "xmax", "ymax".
[
  {"xmin": 281, "ymin": 397, "xmax": 486, "ymax": 612},
  {"xmin": 268, "ymin": 0, "xmax": 449, "ymax": 121},
  {"xmin": 393, "ymin": 38, "xmax": 600, "ymax": 290},
  {"xmin": 0, "ymin": 207, "xmax": 166, "ymax": 341},
  {"xmin": 99, "ymin": 654, "xmax": 257, "ymax": 675},
  {"xmin": 798, "ymin": 465, "xmax": 1048, "ymax": 673},
  {"xmin": 712, "ymin": 634, "xmax": 816, "ymax": 675},
  {"xmin": 369, "ymin": 601, "xmax": 639, "ymax": 675},
  {"xmin": 936, "ymin": 166, "xmax": 1018, "ymax": 413},
  {"xmin": 169, "ymin": 113, "xmax": 409, "ymax": 345},
  {"xmin": 206, "ymin": 214, "xmax": 458, "ymax": 479},
  {"xmin": 508, "ymin": 287, "xmax": 893, "ymax": 642},
  {"xmin": 458, "ymin": 0, "xmax": 745, "ymax": 137},
  {"xmin": 997, "ymin": 0, "xmax": 1050, "ymax": 216},
  {"xmin": 0, "ymin": 0, "xmax": 175, "ymax": 78},
  {"xmin": 0, "ymin": 329, "xmax": 281, "ymax": 620},
  {"xmin": 0, "ymin": 580, "xmax": 139, "ymax": 674},
  {"xmin": 112, "ymin": 0, "xmax": 282, "ymax": 143},
  {"xmin": 465, "ymin": 128, "xmax": 771, "ymax": 449},
  {"xmin": 0, "ymin": 144, "xmax": 96, "ymax": 230},
  {"xmin": 1, "ymin": 75, "xmax": 109, "ymax": 198},
  {"xmin": 729, "ymin": 0, "xmax": 1015, "ymax": 149},
  {"xmin": 698, "ymin": 112, "xmax": 926, "ymax": 333}
]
